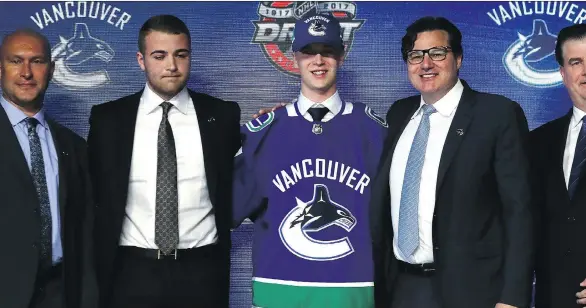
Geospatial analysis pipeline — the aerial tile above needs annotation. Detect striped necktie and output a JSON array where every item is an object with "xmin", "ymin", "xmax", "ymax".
[{"xmin": 569, "ymin": 115, "xmax": 586, "ymax": 199}]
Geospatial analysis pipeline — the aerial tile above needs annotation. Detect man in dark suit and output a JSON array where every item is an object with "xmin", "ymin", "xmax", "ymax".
[
  {"xmin": 87, "ymin": 15, "xmax": 240, "ymax": 308},
  {"xmin": 531, "ymin": 24, "xmax": 586, "ymax": 308},
  {"xmin": 369, "ymin": 17, "xmax": 534, "ymax": 308},
  {"xmin": 0, "ymin": 29, "xmax": 96, "ymax": 308}
]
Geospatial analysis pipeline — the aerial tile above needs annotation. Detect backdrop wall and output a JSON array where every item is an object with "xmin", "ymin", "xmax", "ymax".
[{"xmin": 0, "ymin": 1, "xmax": 577, "ymax": 306}]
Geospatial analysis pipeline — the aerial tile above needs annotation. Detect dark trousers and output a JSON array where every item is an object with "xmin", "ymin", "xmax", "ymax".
[
  {"xmin": 29, "ymin": 264, "xmax": 64, "ymax": 308},
  {"xmin": 391, "ymin": 273, "xmax": 441, "ymax": 308},
  {"xmin": 109, "ymin": 245, "xmax": 229, "ymax": 308}
]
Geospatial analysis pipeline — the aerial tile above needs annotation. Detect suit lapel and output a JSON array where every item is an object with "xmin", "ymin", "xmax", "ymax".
[
  {"xmin": 380, "ymin": 98, "xmax": 420, "ymax": 174},
  {"xmin": 563, "ymin": 111, "xmax": 586, "ymax": 203},
  {"xmin": 551, "ymin": 112, "xmax": 572, "ymax": 200},
  {"xmin": 189, "ymin": 91, "xmax": 218, "ymax": 204},
  {"xmin": 0, "ymin": 106, "xmax": 34, "ymax": 187},
  {"xmin": 116, "ymin": 93, "xmax": 141, "ymax": 199},
  {"xmin": 436, "ymin": 85, "xmax": 475, "ymax": 193},
  {"xmin": 372, "ymin": 98, "xmax": 419, "ymax": 240},
  {"xmin": 47, "ymin": 119, "xmax": 69, "ymax": 236}
]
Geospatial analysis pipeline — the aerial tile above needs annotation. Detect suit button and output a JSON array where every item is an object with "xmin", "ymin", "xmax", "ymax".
[
  {"xmin": 568, "ymin": 216, "xmax": 576, "ymax": 221},
  {"xmin": 32, "ymin": 243, "xmax": 37, "ymax": 249},
  {"xmin": 434, "ymin": 246, "xmax": 439, "ymax": 250},
  {"xmin": 566, "ymin": 248, "xmax": 572, "ymax": 254}
]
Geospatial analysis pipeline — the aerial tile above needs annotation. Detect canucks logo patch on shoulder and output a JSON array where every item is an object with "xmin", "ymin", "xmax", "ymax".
[
  {"xmin": 279, "ymin": 184, "xmax": 356, "ymax": 261},
  {"xmin": 365, "ymin": 106, "xmax": 388, "ymax": 127},
  {"xmin": 245, "ymin": 111, "xmax": 275, "ymax": 132}
]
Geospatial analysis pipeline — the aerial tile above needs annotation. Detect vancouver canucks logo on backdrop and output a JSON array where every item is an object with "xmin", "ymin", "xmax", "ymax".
[
  {"xmin": 51, "ymin": 23, "xmax": 114, "ymax": 90},
  {"xmin": 279, "ymin": 184, "xmax": 356, "ymax": 261},
  {"xmin": 252, "ymin": 1, "xmax": 364, "ymax": 76},
  {"xmin": 29, "ymin": 2, "xmax": 133, "ymax": 91},
  {"xmin": 503, "ymin": 19, "xmax": 560, "ymax": 88},
  {"xmin": 486, "ymin": 1, "xmax": 586, "ymax": 88}
]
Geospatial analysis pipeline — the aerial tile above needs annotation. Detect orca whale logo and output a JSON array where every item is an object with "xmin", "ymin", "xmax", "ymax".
[
  {"xmin": 51, "ymin": 23, "xmax": 115, "ymax": 90},
  {"xmin": 308, "ymin": 21, "xmax": 327, "ymax": 37},
  {"xmin": 279, "ymin": 184, "xmax": 356, "ymax": 261},
  {"xmin": 503, "ymin": 19, "xmax": 561, "ymax": 88}
]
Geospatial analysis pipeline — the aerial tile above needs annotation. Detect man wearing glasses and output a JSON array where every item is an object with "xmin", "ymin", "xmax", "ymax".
[{"xmin": 369, "ymin": 16, "xmax": 533, "ymax": 308}]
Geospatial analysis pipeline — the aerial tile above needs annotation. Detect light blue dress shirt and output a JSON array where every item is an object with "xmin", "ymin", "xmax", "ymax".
[{"xmin": 1, "ymin": 97, "xmax": 62, "ymax": 264}]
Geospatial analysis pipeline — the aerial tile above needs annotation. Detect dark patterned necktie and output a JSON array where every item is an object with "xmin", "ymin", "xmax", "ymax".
[
  {"xmin": 155, "ymin": 102, "xmax": 179, "ymax": 254},
  {"xmin": 308, "ymin": 107, "xmax": 329, "ymax": 122},
  {"xmin": 569, "ymin": 116, "xmax": 586, "ymax": 199},
  {"xmin": 25, "ymin": 117, "xmax": 52, "ymax": 267}
]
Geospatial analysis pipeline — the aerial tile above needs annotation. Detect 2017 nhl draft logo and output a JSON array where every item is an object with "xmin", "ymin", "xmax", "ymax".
[
  {"xmin": 502, "ymin": 19, "xmax": 561, "ymax": 88},
  {"xmin": 279, "ymin": 184, "xmax": 357, "ymax": 261},
  {"xmin": 252, "ymin": 1, "xmax": 364, "ymax": 76}
]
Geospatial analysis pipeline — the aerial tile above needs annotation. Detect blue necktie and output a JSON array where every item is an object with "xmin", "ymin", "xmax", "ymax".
[
  {"xmin": 569, "ymin": 116, "xmax": 586, "ymax": 199},
  {"xmin": 26, "ymin": 118, "xmax": 52, "ymax": 268},
  {"xmin": 398, "ymin": 104, "xmax": 436, "ymax": 258}
]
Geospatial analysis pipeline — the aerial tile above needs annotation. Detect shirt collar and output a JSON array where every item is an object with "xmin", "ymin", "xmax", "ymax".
[
  {"xmin": 296, "ymin": 91, "xmax": 343, "ymax": 117},
  {"xmin": 141, "ymin": 83, "xmax": 190, "ymax": 115},
  {"xmin": 0, "ymin": 95, "xmax": 48, "ymax": 128},
  {"xmin": 571, "ymin": 105, "xmax": 586, "ymax": 129},
  {"xmin": 413, "ymin": 79, "xmax": 463, "ymax": 119}
]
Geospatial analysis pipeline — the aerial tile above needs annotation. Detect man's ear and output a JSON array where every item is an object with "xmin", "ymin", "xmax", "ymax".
[
  {"xmin": 48, "ymin": 60, "xmax": 55, "ymax": 82},
  {"xmin": 137, "ymin": 51, "xmax": 146, "ymax": 71}
]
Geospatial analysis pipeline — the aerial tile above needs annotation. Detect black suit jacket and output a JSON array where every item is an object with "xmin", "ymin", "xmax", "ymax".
[
  {"xmin": 530, "ymin": 111, "xmax": 586, "ymax": 308},
  {"xmin": 370, "ymin": 81, "xmax": 534, "ymax": 308},
  {"xmin": 87, "ymin": 89, "xmax": 241, "ymax": 306},
  {"xmin": 0, "ymin": 106, "xmax": 96, "ymax": 308}
]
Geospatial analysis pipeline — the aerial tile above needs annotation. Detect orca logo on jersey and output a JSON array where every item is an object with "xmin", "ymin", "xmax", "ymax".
[{"xmin": 279, "ymin": 184, "xmax": 356, "ymax": 261}]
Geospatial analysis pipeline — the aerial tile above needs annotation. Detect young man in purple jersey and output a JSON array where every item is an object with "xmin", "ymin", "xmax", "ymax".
[{"xmin": 232, "ymin": 12, "xmax": 388, "ymax": 308}]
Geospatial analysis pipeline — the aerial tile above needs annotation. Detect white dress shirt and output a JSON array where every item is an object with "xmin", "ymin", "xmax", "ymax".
[
  {"xmin": 120, "ymin": 84, "xmax": 218, "ymax": 249},
  {"xmin": 389, "ymin": 79, "xmax": 464, "ymax": 264},
  {"xmin": 563, "ymin": 106, "xmax": 586, "ymax": 188},
  {"xmin": 296, "ymin": 91, "xmax": 343, "ymax": 122}
]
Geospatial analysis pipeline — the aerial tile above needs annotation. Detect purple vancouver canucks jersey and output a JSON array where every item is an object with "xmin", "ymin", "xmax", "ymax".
[{"xmin": 233, "ymin": 101, "xmax": 387, "ymax": 308}]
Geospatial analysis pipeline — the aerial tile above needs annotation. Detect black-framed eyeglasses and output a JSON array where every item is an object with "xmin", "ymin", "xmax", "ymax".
[{"xmin": 406, "ymin": 46, "xmax": 452, "ymax": 64}]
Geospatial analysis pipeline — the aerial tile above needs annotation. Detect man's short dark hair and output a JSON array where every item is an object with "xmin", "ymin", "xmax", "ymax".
[
  {"xmin": 401, "ymin": 16, "xmax": 463, "ymax": 63},
  {"xmin": 1, "ymin": 29, "xmax": 51, "ymax": 60},
  {"xmin": 555, "ymin": 24, "xmax": 586, "ymax": 66},
  {"xmin": 138, "ymin": 15, "xmax": 191, "ymax": 54}
]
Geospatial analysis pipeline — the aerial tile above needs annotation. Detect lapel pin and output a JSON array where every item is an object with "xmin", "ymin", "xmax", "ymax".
[
  {"xmin": 208, "ymin": 117, "xmax": 215, "ymax": 123},
  {"xmin": 456, "ymin": 128, "xmax": 464, "ymax": 136}
]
